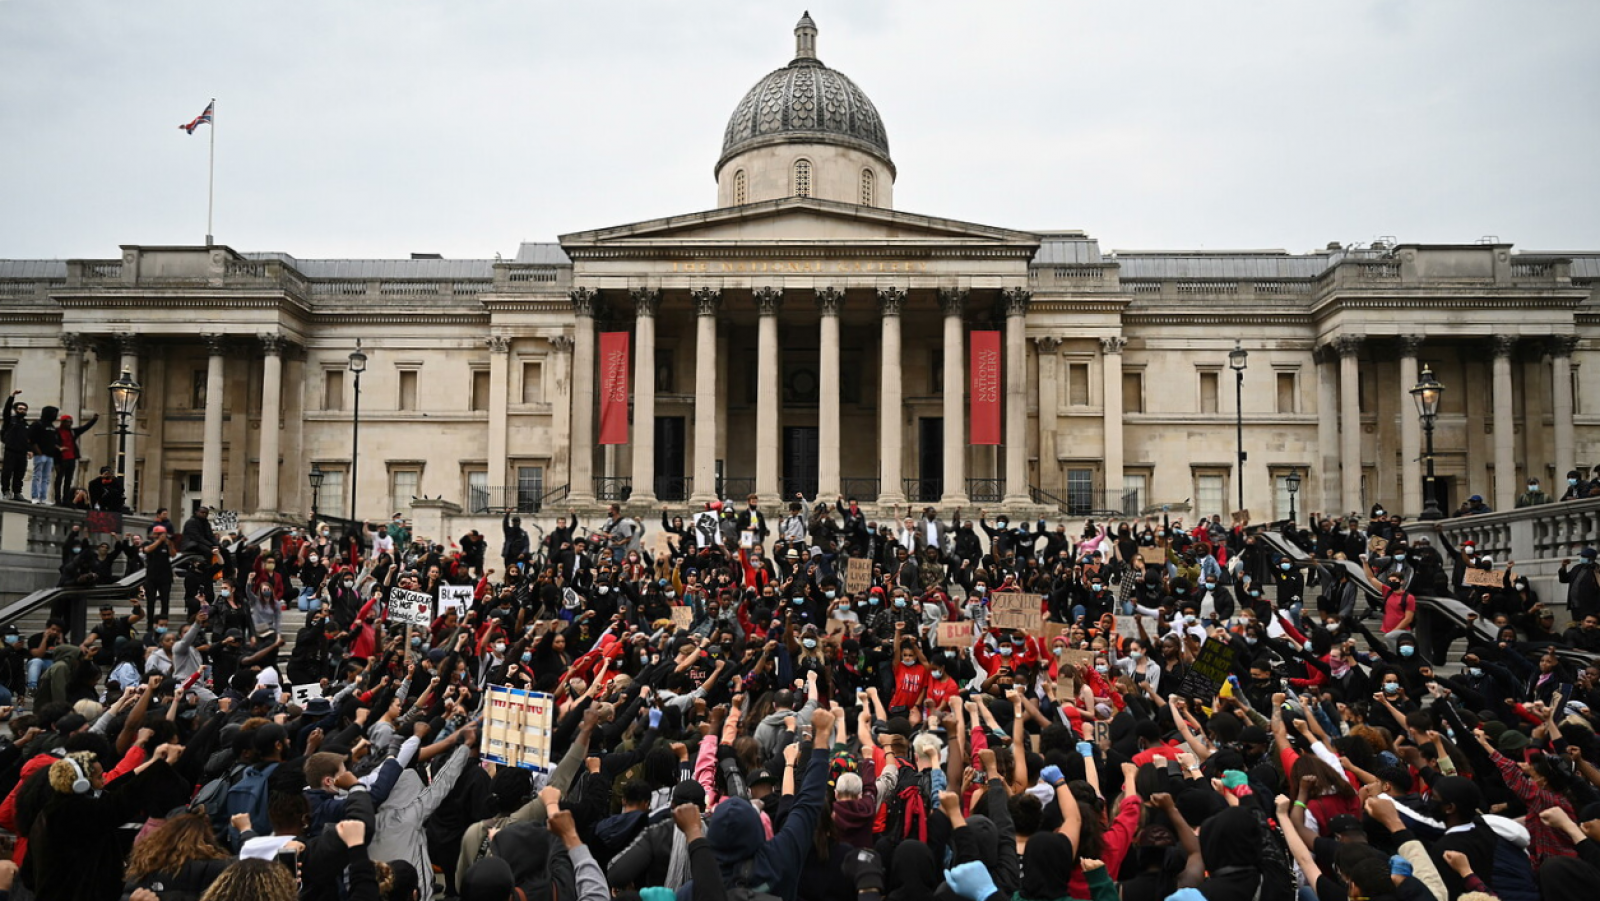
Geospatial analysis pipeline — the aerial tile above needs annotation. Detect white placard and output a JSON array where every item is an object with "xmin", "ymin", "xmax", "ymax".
[
  {"xmin": 439, "ymin": 584, "xmax": 474, "ymax": 616},
  {"xmin": 291, "ymin": 683, "xmax": 323, "ymax": 706},
  {"xmin": 387, "ymin": 588, "xmax": 434, "ymax": 626},
  {"xmin": 692, "ymin": 511, "xmax": 720, "ymax": 548},
  {"xmin": 483, "ymin": 685, "xmax": 556, "ymax": 773},
  {"xmin": 212, "ymin": 509, "xmax": 240, "ymax": 535}
]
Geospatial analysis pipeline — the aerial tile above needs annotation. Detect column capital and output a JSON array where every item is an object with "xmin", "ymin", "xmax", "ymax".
[
  {"xmin": 692, "ymin": 287, "xmax": 723, "ymax": 317},
  {"xmin": 1001, "ymin": 287, "xmax": 1032, "ymax": 317},
  {"xmin": 1492, "ymin": 335, "xmax": 1518, "ymax": 359},
  {"xmin": 1033, "ymin": 336, "xmax": 1062, "ymax": 354},
  {"xmin": 1551, "ymin": 335, "xmax": 1581, "ymax": 358},
  {"xmin": 938, "ymin": 287, "xmax": 968, "ymax": 317},
  {"xmin": 815, "ymin": 286, "xmax": 845, "ymax": 316},
  {"xmin": 877, "ymin": 285, "xmax": 906, "ymax": 316},
  {"xmin": 1333, "ymin": 335, "xmax": 1363, "ymax": 358},
  {"xmin": 258, "ymin": 333, "xmax": 289, "ymax": 356},
  {"xmin": 569, "ymin": 287, "xmax": 600, "ymax": 318},
  {"xmin": 115, "ymin": 333, "xmax": 141, "ymax": 357},
  {"xmin": 549, "ymin": 334, "xmax": 575, "ymax": 354},
  {"xmin": 1396, "ymin": 334, "xmax": 1424, "ymax": 356},
  {"xmin": 61, "ymin": 332, "xmax": 86, "ymax": 354},
  {"xmin": 202, "ymin": 333, "xmax": 228, "ymax": 357},
  {"xmin": 631, "ymin": 288, "xmax": 662, "ymax": 318},
  {"xmin": 753, "ymin": 286, "xmax": 783, "ymax": 316},
  {"xmin": 486, "ymin": 335, "xmax": 511, "ymax": 354},
  {"xmin": 1099, "ymin": 335, "xmax": 1128, "ymax": 355}
]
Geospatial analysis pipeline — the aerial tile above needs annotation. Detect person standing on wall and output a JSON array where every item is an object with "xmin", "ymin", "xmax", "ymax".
[{"xmin": 51, "ymin": 410, "xmax": 98, "ymax": 505}]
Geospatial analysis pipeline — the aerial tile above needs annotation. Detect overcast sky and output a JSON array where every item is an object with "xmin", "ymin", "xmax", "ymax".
[{"xmin": 3, "ymin": 0, "xmax": 1597, "ymax": 261}]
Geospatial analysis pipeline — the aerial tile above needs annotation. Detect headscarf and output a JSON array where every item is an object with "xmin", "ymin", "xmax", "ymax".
[
  {"xmin": 458, "ymin": 857, "xmax": 515, "ymax": 901},
  {"xmin": 1018, "ymin": 832, "xmax": 1077, "ymax": 901},
  {"xmin": 886, "ymin": 840, "xmax": 939, "ymax": 901}
]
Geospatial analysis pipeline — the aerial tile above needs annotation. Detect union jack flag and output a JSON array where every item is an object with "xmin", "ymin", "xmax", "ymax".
[{"xmin": 179, "ymin": 101, "xmax": 214, "ymax": 134}]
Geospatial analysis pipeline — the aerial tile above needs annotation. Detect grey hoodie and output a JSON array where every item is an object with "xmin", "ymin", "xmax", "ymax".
[{"xmin": 752, "ymin": 692, "xmax": 818, "ymax": 759}]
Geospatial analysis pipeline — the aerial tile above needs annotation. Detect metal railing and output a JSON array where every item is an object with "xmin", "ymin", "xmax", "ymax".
[
  {"xmin": 966, "ymin": 478, "xmax": 1005, "ymax": 504},
  {"xmin": 718, "ymin": 477, "xmax": 755, "ymax": 500},
  {"xmin": 470, "ymin": 484, "xmax": 569, "ymax": 515},
  {"xmin": 594, "ymin": 477, "xmax": 633, "ymax": 503},
  {"xmin": 781, "ymin": 477, "xmax": 819, "ymax": 501},
  {"xmin": 1031, "ymin": 487, "xmax": 1139, "ymax": 517},
  {"xmin": 654, "ymin": 476, "xmax": 692, "ymax": 502},
  {"xmin": 840, "ymin": 478, "xmax": 880, "ymax": 502},
  {"xmin": 902, "ymin": 478, "xmax": 942, "ymax": 504}
]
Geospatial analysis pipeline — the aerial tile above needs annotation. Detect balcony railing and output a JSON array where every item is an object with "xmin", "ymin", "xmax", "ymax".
[
  {"xmin": 654, "ymin": 475, "xmax": 692, "ymax": 503},
  {"xmin": 470, "ymin": 484, "xmax": 568, "ymax": 515},
  {"xmin": 966, "ymin": 478, "xmax": 1005, "ymax": 504},
  {"xmin": 718, "ymin": 477, "xmax": 755, "ymax": 500},
  {"xmin": 902, "ymin": 478, "xmax": 942, "ymax": 504},
  {"xmin": 594, "ymin": 477, "xmax": 632, "ymax": 503},
  {"xmin": 840, "ymin": 478, "xmax": 880, "ymax": 502},
  {"xmin": 1032, "ymin": 487, "xmax": 1138, "ymax": 517}
]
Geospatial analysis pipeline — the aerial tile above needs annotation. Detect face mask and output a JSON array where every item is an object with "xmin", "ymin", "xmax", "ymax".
[
  {"xmin": 1394, "ymin": 554, "xmax": 1407, "ymax": 562},
  {"xmin": 218, "ymin": 589, "xmax": 231, "ymax": 599},
  {"xmin": 801, "ymin": 638, "xmax": 817, "ymax": 649},
  {"xmin": 1399, "ymin": 645, "xmax": 1415, "ymax": 657},
  {"xmin": 894, "ymin": 598, "xmax": 906, "ymax": 608},
  {"xmin": 790, "ymin": 596, "xmax": 803, "ymax": 605},
  {"xmin": 1183, "ymin": 615, "xmax": 1197, "ymax": 625},
  {"xmin": 520, "ymin": 651, "xmax": 532, "ymax": 664},
  {"xmin": 973, "ymin": 585, "xmax": 986, "ymax": 594},
  {"xmin": 1091, "ymin": 583, "xmax": 1103, "ymax": 593},
  {"xmin": 1204, "ymin": 582, "xmax": 1216, "ymax": 591},
  {"xmin": 1095, "ymin": 664, "xmax": 1109, "ymax": 675},
  {"xmin": 1280, "ymin": 562, "xmax": 1292, "ymax": 571},
  {"xmin": 308, "ymin": 557, "xmax": 319, "ymax": 565},
  {"xmin": 1248, "ymin": 590, "xmax": 1261, "ymax": 598},
  {"xmin": 1245, "ymin": 636, "xmax": 1258, "ymax": 646},
  {"xmin": 999, "ymin": 646, "xmax": 1014, "ymax": 657},
  {"xmin": 1130, "ymin": 650, "xmax": 1144, "ymax": 660},
  {"xmin": 1529, "ymin": 484, "xmax": 1539, "ymax": 491},
  {"xmin": 155, "ymin": 626, "xmax": 168, "ymax": 635},
  {"xmin": 930, "ymin": 669, "xmax": 943, "ymax": 679},
  {"xmin": 1325, "ymin": 622, "xmax": 1340, "ymax": 633},
  {"xmin": 2, "ymin": 635, "xmax": 15, "ymax": 645},
  {"xmin": 1383, "ymin": 682, "xmax": 1399, "ymax": 695},
  {"xmin": 1572, "ymin": 478, "xmax": 1580, "ymax": 486},
  {"xmin": 264, "ymin": 562, "xmax": 276, "ymax": 571},
  {"xmin": 1467, "ymin": 666, "xmax": 1484, "ymax": 678},
  {"xmin": 665, "ymin": 590, "xmax": 676, "ymax": 598},
  {"xmin": 493, "ymin": 642, "xmax": 506, "ymax": 654},
  {"xmin": 901, "ymin": 658, "xmax": 916, "ymax": 668},
  {"xmin": 824, "ymin": 590, "xmax": 836, "ymax": 600},
  {"xmin": 597, "ymin": 586, "xmax": 609, "ymax": 595},
  {"xmin": 1374, "ymin": 509, "xmax": 1385, "ymax": 518},
  {"xmin": 868, "ymin": 597, "xmax": 880, "ymax": 606},
  {"xmin": 411, "ymin": 637, "xmax": 422, "ymax": 647}
]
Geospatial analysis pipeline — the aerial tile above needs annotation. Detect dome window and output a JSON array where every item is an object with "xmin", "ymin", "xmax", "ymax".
[
  {"xmin": 860, "ymin": 168, "xmax": 874, "ymax": 206},
  {"xmin": 793, "ymin": 159, "xmax": 812, "ymax": 198},
  {"xmin": 734, "ymin": 169, "xmax": 747, "ymax": 205}
]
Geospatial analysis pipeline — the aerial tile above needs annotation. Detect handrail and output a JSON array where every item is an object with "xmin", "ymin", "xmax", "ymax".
[{"xmin": 0, "ymin": 524, "xmax": 291, "ymax": 635}]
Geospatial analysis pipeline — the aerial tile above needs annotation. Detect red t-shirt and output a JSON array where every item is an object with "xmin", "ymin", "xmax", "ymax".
[
  {"xmin": 924, "ymin": 674, "xmax": 960, "ymax": 711},
  {"xmin": 890, "ymin": 661, "xmax": 929, "ymax": 709},
  {"xmin": 1382, "ymin": 589, "xmax": 1415, "ymax": 632}
]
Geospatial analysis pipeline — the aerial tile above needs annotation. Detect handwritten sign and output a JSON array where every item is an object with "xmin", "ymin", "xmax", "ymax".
[
  {"xmin": 653, "ymin": 529, "xmax": 672, "ymax": 559},
  {"xmin": 483, "ymin": 686, "xmax": 556, "ymax": 773},
  {"xmin": 825, "ymin": 618, "xmax": 851, "ymax": 636},
  {"xmin": 1138, "ymin": 546, "xmax": 1166, "ymax": 566},
  {"xmin": 290, "ymin": 683, "xmax": 323, "ymax": 706},
  {"xmin": 439, "ymin": 584, "xmax": 474, "ymax": 616},
  {"xmin": 212, "ymin": 509, "xmax": 240, "ymax": 535},
  {"xmin": 1176, "ymin": 638, "xmax": 1237, "ymax": 701},
  {"xmin": 988, "ymin": 593, "xmax": 1041, "ymax": 631},
  {"xmin": 387, "ymin": 588, "xmax": 434, "ymax": 626},
  {"xmin": 844, "ymin": 558, "xmax": 872, "ymax": 595},
  {"xmin": 669, "ymin": 606, "xmax": 694, "ymax": 630},
  {"xmin": 936, "ymin": 621, "xmax": 974, "ymax": 647},
  {"xmin": 1059, "ymin": 648, "xmax": 1096, "ymax": 670},
  {"xmin": 1463, "ymin": 567, "xmax": 1502, "ymax": 589}
]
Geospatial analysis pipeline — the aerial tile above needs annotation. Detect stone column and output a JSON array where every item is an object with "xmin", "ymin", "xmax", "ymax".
[
  {"xmin": 1101, "ymin": 336, "xmax": 1128, "ymax": 512},
  {"xmin": 1493, "ymin": 336, "xmax": 1517, "ymax": 510},
  {"xmin": 487, "ymin": 335, "xmax": 511, "ymax": 495},
  {"xmin": 1398, "ymin": 335, "xmax": 1423, "ymax": 518},
  {"xmin": 1002, "ymin": 288, "xmax": 1032, "ymax": 505},
  {"xmin": 255, "ymin": 335, "xmax": 286, "ymax": 515},
  {"xmin": 201, "ymin": 334, "xmax": 227, "ymax": 509},
  {"xmin": 1316, "ymin": 348, "xmax": 1339, "ymax": 516},
  {"xmin": 754, "ymin": 287, "xmax": 782, "ymax": 502},
  {"xmin": 877, "ymin": 287, "xmax": 907, "ymax": 505},
  {"xmin": 817, "ymin": 288, "xmax": 844, "ymax": 498},
  {"xmin": 116, "ymin": 335, "xmax": 140, "ymax": 502},
  {"xmin": 939, "ymin": 289, "xmax": 968, "ymax": 505},
  {"xmin": 1336, "ymin": 336, "xmax": 1363, "ymax": 516},
  {"xmin": 60, "ymin": 333, "xmax": 85, "ymax": 419},
  {"xmin": 548, "ymin": 335, "xmax": 574, "ymax": 494},
  {"xmin": 629, "ymin": 290, "xmax": 661, "ymax": 505},
  {"xmin": 1035, "ymin": 337, "xmax": 1062, "ymax": 495},
  {"xmin": 568, "ymin": 288, "xmax": 599, "ymax": 504},
  {"xmin": 1553, "ymin": 336, "xmax": 1578, "ymax": 483},
  {"xmin": 690, "ymin": 288, "xmax": 722, "ymax": 503}
]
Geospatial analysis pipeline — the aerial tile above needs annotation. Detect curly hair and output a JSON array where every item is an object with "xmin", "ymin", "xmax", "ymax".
[
  {"xmin": 200, "ymin": 858, "xmax": 298, "ymax": 901},
  {"xmin": 47, "ymin": 752, "xmax": 99, "ymax": 795},
  {"xmin": 126, "ymin": 812, "xmax": 230, "ymax": 883}
]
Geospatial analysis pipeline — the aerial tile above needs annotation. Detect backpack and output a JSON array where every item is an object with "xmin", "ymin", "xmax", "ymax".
[
  {"xmin": 726, "ymin": 858, "xmax": 782, "ymax": 901},
  {"xmin": 878, "ymin": 762, "xmax": 929, "ymax": 849},
  {"xmin": 190, "ymin": 762, "xmax": 247, "ymax": 830},
  {"xmin": 223, "ymin": 762, "xmax": 279, "ymax": 835}
]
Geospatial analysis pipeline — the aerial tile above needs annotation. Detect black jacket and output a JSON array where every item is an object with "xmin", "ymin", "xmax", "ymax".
[
  {"xmin": 0, "ymin": 395, "xmax": 29, "ymax": 452},
  {"xmin": 26, "ymin": 406, "xmax": 59, "ymax": 456}
]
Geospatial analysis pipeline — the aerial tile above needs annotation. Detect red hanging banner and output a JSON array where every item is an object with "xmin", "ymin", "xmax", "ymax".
[
  {"xmin": 970, "ymin": 330, "xmax": 1002, "ymax": 445},
  {"xmin": 598, "ymin": 332, "xmax": 631, "ymax": 445}
]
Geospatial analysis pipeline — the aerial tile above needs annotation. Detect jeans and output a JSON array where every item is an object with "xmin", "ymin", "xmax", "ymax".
[
  {"xmin": 29, "ymin": 456, "xmax": 52, "ymax": 501},
  {"xmin": 297, "ymin": 588, "xmax": 323, "ymax": 612},
  {"xmin": 25, "ymin": 656, "xmax": 49, "ymax": 689}
]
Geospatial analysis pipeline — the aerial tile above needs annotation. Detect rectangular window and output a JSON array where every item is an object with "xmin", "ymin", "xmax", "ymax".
[
  {"xmin": 1122, "ymin": 371, "xmax": 1143, "ymax": 413},
  {"xmin": 1066, "ymin": 468, "xmax": 1095, "ymax": 516},
  {"xmin": 324, "ymin": 370, "xmax": 344, "ymax": 412},
  {"xmin": 515, "ymin": 465, "xmax": 544, "ymax": 510},
  {"xmin": 1276, "ymin": 372, "xmax": 1297, "ymax": 414},
  {"xmin": 1274, "ymin": 473, "xmax": 1293, "ymax": 522},
  {"xmin": 398, "ymin": 370, "xmax": 418, "ymax": 411},
  {"xmin": 0, "ymin": 369, "xmax": 13, "ymax": 400},
  {"xmin": 467, "ymin": 469, "xmax": 489, "ymax": 513},
  {"xmin": 1123, "ymin": 473, "xmax": 1147, "ymax": 516},
  {"xmin": 390, "ymin": 469, "xmax": 419, "ymax": 517},
  {"xmin": 1068, "ymin": 363, "xmax": 1090, "ymax": 407},
  {"xmin": 521, "ymin": 361, "xmax": 545, "ymax": 404},
  {"xmin": 1199, "ymin": 371, "xmax": 1219, "ymax": 414},
  {"xmin": 470, "ymin": 370, "xmax": 491, "ymax": 412},
  {"xmin": 317, "ymin": 468, "xmax": 345, "ymax": 519},
  {"xmin": 655, "ymin": 350, "xmax": 674, "ymax": 395},
  {"xmin": 192, "ymin": 370, "xmax": 208, "ymax": 409},
  {"xmin": 1196, "ymin": 473, "xmax": 1226, "ymax": 522}
]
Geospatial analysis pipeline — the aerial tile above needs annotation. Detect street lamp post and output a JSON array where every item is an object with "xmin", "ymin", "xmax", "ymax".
[
  {"xmin": 108, "ymin": 369, "xmax": 142, "ymax": 495},
  {"xmin": 1229, "ymin": 340, "xmax": 1249, "ymax": 512},
  {"xmin": 1286, "ymin": 468, "xmax": 1301, "ymax": 525},
  {"xmin": 309, "ymin": 464, "xmax": 325, "ymax": 521},
  {"xmin": 1410, "ymin": 365, "xmax": 1446, "ymax": 521},
  {"xmin": 348, "ymin": 341, "xmax": 367, "ymax": 523}
]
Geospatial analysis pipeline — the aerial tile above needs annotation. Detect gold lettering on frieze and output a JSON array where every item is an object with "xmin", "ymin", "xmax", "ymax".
[{"xmin": 666, "ymin": 260, "xmax": 929, "ymax": 274}]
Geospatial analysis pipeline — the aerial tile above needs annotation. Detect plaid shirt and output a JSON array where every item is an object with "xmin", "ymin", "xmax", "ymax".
[{"xmin": 1491, "ymin": 750, "xmax": 1578, "ymax": 866}]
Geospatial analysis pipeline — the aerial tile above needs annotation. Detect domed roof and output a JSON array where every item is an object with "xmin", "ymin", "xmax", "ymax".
[{"xmin": 717, "ymin": 13, "xmax": 892, "ymax": 176}]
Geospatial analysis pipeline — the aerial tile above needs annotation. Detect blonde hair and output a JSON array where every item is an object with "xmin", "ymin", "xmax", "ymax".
[
  {"xmin": 47, "ymin": 752, "xmax": 99, "ymax": 794},
  {"xmin": 72, "ymin": 699, "xmax": 104, "ymax": 721},
  {"xmin": 200, "ymin": 859, "xmax": 297, "ymax": 901}
]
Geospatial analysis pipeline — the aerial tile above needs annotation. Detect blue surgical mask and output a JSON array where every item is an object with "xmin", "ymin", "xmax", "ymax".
[
  {"xmin": 1383, "ymin": 682, "xmax": 1400, "ymax": 694},
  {"xmin": 801, "ymin": 638, "xmax": 817, "ymax": 649},
  {"xmin": 1248, "ymin": 590, "xmax": 1261, "ymax": 598},
  {"xmin": 1091, "ymin": 583, "xmax": 1102, "ymax": 593},
  {"xmin": 824, "ymin": 590, "xmax": 836, "ymax": 600},
  {"xmin": 2, "ymin": 635, "xmax": 15, "ymax": 645},
  {"xmin": 1095, "ymin": 664, "xmax": 1109, "ymax": 675},
  {"xmin": 521, "ymin": 652, "xmax": 532, "ymax": 664},
  {"xmin": 930, "ymin": 669, "xmax": 943, "ymax": 679},
  {"xmin": 1399, "ymin": 645, "xmax": 1415, "ymax": 657},
  {"xmin": 1394, "ymin": 554, "xmax": 1407, "ymax": 562},
  {"xmin": 791, "ymin": 596, "xmax": 803, "ymax": 605},
  {"xmin": 999, "ymin": 646, "xmax": 1013, "ymax": 656},
  {"xmin": 411, "ymin": 637, "xmax": 422, "ymax": 647},
  {"xmin": 868, "ymin": 597, "xmax": 880, "ymax": 606},
  {"xmin": 1280, "ymin": 562, "xmax": 1291, "ymax": 571},
  {"xmin": 1204, "ymin": 582, "xmax": 1216, "ymax": 591},
  {"xmin": 155, "ymin": 626, "xmax": 168, "ymax": 635},
  {"xmin": 894, "ymin": 598, "xmax": 906, "ymax": 608},
  {"xmin": 1467, "ymin": 666, "xmax": 1484, "ymax": 678}
]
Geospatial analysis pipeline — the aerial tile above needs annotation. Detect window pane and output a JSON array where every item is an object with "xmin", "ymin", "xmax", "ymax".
[
  {"xmin": 1197, "ymin": 474, "xmax": 1224, "ymax": 522},
  {"xmin": 1274, "ymin": 475, "xmax": 1291, "ymax": 521},
  {"xmin": 468, "ymin": 470, "xmax": 489, "ymax": 510},
  {"xmin": 391, "ymin": 470, "xmax": 419, "ymax": 518},
  {"xmin": 1069, "ymin": 363, "xmax": 1090, "ymax": 406},
  {"xmin": 1066, "ymin": 469, "xmax": 1094, "ymax": 516},
  {"xmin": 1200, "ymin": 372, "xmax": 1219, "ymax": 414},
  {"xmin": 471, "ymin": 370, "xmax": 491, "ymax": 412},
  {"xmin": 516, "ymin": 465, "xmax": 544, "ymax": 509},
  {"xmin": 1276, "ymin": 372, "xmax": 1296, "ymax": 414},
  {"xmin": 1122, "ymin": 372, "xmax": 1143, "ymax": 413},
  {"xmin": 324, "ymin": 371, "xmax": 344, "ymax": 412},
  {"xmin": 399, "ymin": 371, "xmax": 418, "ymax": 411},
  {"xmin": 318, "ymin": 469, "xmax": 345, "ymax": 519},
  {"xmin": 522, "ymin": 362, "xmax": 544, "ymax": 404},
  {"xmin": 1123, "ymin": 473, "xmax": 1147, "ymax": 515}
]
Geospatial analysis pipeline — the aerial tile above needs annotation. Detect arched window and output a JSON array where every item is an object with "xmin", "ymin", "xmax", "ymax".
[
  {"xmin": 734, "ymin": 169, "xmax": 747, "ymax": 205},
  {"xmin": 860, "ymin": 168, "xmax": 874, "ymax": 206},
  {"xmin": 793, "ymin": 159, "xmax": 812, "ymax": 198}
]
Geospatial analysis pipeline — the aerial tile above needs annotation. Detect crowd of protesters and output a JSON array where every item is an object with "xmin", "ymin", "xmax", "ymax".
[{"xmin": 0, "ymin": 491, "xmax": 1596, "ymax": 901}]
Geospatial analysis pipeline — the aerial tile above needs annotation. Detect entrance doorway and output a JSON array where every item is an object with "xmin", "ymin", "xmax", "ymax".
[
  {"xmin": 654, "ymin": 417, "xmax": 687, "ymax": 500},
  {"xmin": 783, "ymin": 427, "xmax": 819, "ymax": 498},
  {"xmin": 915, "ymin": 417, "xmax": 943, "ymax": 502}
]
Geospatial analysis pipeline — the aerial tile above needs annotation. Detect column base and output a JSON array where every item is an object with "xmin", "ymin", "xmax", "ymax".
[
  {"xmin": 877, "ymin": 492, "xmax": 907, "ymax": 506},
  {"xmin": 629, "ymin": 491, "xmax": 658, "ymax": 507},
  {"xmin": 1001, "ymin": 493, "xmax": 1033, "ymax": 507},
  {"xmin": 938, "ymin": 493, "xmax": 970, "ymax": 507}
]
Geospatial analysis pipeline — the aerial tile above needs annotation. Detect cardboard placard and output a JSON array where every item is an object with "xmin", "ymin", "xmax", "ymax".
[
  {"xmin": 482, "ymin": 685, "xmax": 556, "ymax": 773},
  {"xmin": 1093, "ymin": 718, "xmax": 1112, "ymax": 748},
  {"xmin": 387, "ymin": 587, "xmax": 434, "ymax": 626},
  {"xmin": 1058, "ymin": 648, "xmax": 1097, "ymax": 670},
  {"xmin": 988, "ymin": 592, "xmax": 1041, "ymax": 631},
  {"xmin": 653, "ymin": 529, "xmax": 672, "ymax": 559},
  {"xmin": 1464, "ymin": 567, "xmax": 1502, "ymax": 588},
  {"xmin": 290, "ymin": 683, "xmax": 323, "ymax": 706},
  {"xmin": 936, "ymin": 621, "xmax": 974, "ymax": 647},
  {"xmin": 844, "ymin": 558, "xmax": 873, "ymax": 595},
  {"xmin": 1138, "ymin": 546, "xmax": 1166, "ymax": 566},
  {"xmin": 1041, "ymin": 622, "xmax": 1069, "ymax": 646},
  {"xmin": 1367, "ymin": 536, "xmax": 1389, "ymax": 557},
  {"xmin": 439, "ymin": 584, "xmax": 474, "ymax": 616},
  {"xmin": 825, "ymin": 618, "xmax": 851, "ymax": 636},
  {"xmin": 1176, "ymin": 638, "xmax": 1237, "ymax": 701},
  {"xmin": 1113, "ymin": 615, "xmax": 1138, "ymax": 637},
  {"xmin": 740, "ymin": 530, "xmax": 757, "ymax": 549},
  {"xmin": 669, "ymin": 606, "xmax": 694, "ymax": 630},
  {"xmin": 1230, "ymin": 510, "xmax": 1250, "ymax": 526}
]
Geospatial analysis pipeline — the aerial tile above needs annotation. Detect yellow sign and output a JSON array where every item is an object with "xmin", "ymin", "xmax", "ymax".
[{"xmin": 666, "ymin": 260, "xmax": 931, "ymax": 275}]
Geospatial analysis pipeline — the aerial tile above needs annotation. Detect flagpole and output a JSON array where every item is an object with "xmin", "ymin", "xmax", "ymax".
[{"xmin": 205, "ymin": 98, "xmax": 215, "ymax": 246}]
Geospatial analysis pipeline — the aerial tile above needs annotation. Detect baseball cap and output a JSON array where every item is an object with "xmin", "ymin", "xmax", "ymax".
[
  {"xmin": 748, "ymin": 768, "xmax": 777, "ymax": 787},
  {"xmin": 249, "ymin": 688, "xmax": 276, "ymax": 707}
]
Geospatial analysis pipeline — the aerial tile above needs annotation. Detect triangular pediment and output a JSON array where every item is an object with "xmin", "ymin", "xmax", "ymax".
[{"xmin": 559, "ymin": 197, "xmax": 1039, "ymax": 251}]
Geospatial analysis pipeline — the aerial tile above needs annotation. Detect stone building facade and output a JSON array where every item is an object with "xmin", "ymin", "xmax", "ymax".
[{"xmin": 1, "ymin": 14, "xmax": 1596, "ymax": 535}]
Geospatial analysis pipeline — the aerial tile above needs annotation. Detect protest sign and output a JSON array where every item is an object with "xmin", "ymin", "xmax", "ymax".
[
  {"xmin": 653, "ymin": 529, "xmax": 672, "ymax": 559},
  {"xmin": 1041, "ymin": 622, "xmax": 1069, "ymax": 646},
  {"xmin": 290, "ymin": 683, "xmax": 323, "ymax": 706},
  {"xmin": 825, "ymin": 618, "xmax": 851, "ymax": 636},
  {"xmin": 692, "ymin": 511, "xmax": 720, "ymax": 548},
  {"xmin": 844, "ymin": 558, "xmax": 872, "ymax": 595},
  {"xmin": 740, "ymin": 530, "xmax": 757, "ymax": 549},
  {"xmin": 1138, "ymin": 546, "xmax": 1166, "ymax": 566},
  {"xmin": 439, "ymin": 584, "xmax": 474, "ymax": 616},
  {"xmin": 84, "ymin": 510, "xmax": 123, "ymax": 535},
  {"xmin": 1113, "ymin": 615, "xmax": 1138, "ymax": 638},
  {"xmin": 482, "ymin": 685, "xmax": 556, "ymax": 772},
  {"xmin": 1463, "ymin": 567, "xmax": 1502, "ymax": 588},
  {"xmin": 387, "ymin": 588, "xmax": 434, "ymax": 626},
  {"xmin": 936, "ymin": 621, "xmax": 974, "ymax": 647},
  {"xmin": 212, "ymin": 510, "xmax": 240, "ymax": 535},
  {"xmin": 1058, "ymin": 648, "xmax": 1096, "ymax": 670},
  {"xmin": 988, "ymin": 592, "xmax": 1041, "ymax": 631},
  {"xmin": 669, "ymin": 606, "xmax": 694, "ymax": 630},
  {"xmin": 1176, "ymin": 638, "xmax": 1237, "ymax": 700}
]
